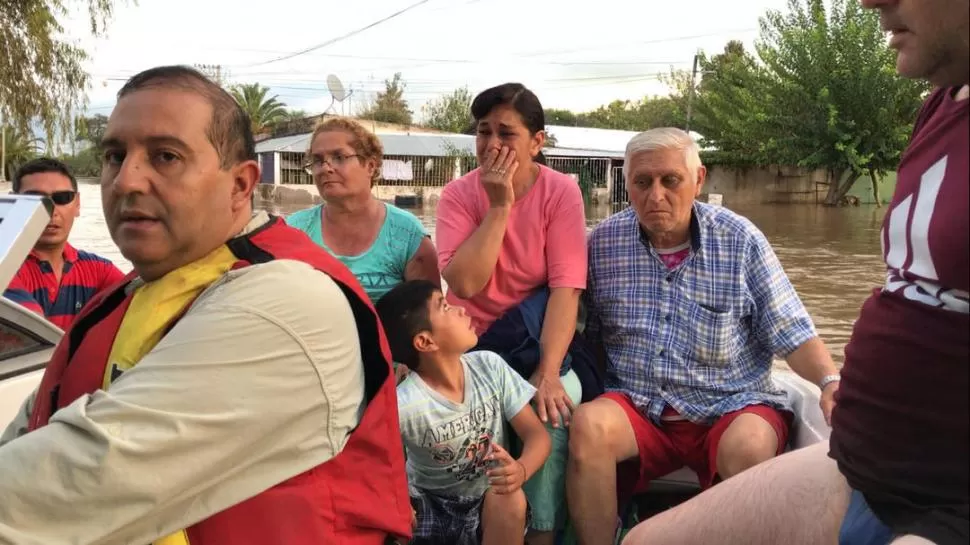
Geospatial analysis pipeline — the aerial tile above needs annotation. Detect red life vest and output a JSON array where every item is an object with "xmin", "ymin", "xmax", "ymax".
[{"xmin": 28, "ymin": 217, "xmax": 412, "ymax": 545}]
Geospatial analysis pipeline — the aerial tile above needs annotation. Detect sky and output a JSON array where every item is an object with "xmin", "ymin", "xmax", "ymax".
[{"xmin": 64, "ymin": 0, "xmax": 792, "ymax": 122}]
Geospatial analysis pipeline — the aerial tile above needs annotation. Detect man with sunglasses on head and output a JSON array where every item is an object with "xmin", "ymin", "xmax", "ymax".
[{"xmin": 4, "ymin": 157, "xmax": 125, "ymax": 330}]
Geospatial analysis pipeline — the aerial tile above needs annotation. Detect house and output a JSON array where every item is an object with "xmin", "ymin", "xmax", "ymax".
[{"xmin": 255, "ymin": 122, "xmax": 700, "ymax": 205}]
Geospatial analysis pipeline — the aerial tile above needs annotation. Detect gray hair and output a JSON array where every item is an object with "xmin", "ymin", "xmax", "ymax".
[{"xmin": 623, "ymin": 127, "xmax": 702, "ymax": 180}]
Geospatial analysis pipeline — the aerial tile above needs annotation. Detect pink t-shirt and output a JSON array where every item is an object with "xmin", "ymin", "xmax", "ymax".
[
  {"xmin": 436, "ymin": 165, "xmax": 589, "ymax": 334},
  {"xmin": 656, "ymin": 242, "xmax": 691, "ymax": 270}
]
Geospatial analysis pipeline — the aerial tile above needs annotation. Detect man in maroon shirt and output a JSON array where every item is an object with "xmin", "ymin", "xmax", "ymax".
[
  {"xmin": 3, "ymin": 158, "xmax": 125, "ymax": 330},
  {"xmin": 620, "ymin": 0, "xmax": 968, "ymax": 544}
]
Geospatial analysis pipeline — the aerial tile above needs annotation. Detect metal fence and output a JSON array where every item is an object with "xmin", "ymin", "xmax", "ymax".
[
  {"xmin": 545, "ymin": 157, "xmax": 610, "ymax": 191},
  {"xmin": 610, "ymin": 165, "xmax": 628, "ymax": 204},
  {"xmin": 276, "ymin": 151, "xmax": 477, "ymax": 188},
  {"xmin": 275, "ymin": 151, "xmax": 614, "ymax": 195}
]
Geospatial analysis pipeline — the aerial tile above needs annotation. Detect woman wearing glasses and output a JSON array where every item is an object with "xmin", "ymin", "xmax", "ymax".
[{"xmin": 286, "ymin": 118, "xmax": 440, "ymax": 306}]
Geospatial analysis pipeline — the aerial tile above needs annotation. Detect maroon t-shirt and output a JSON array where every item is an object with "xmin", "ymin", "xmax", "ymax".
[{"xmin": 830, "ymin": 86, "xmax": 969, "ymax": 540}]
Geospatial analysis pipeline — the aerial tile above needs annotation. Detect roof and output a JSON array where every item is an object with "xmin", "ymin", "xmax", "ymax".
[
  {"xmin": 544, "ymin": 147, "xmax": 624, "ymax": 159},
  {"xmin": 546, "ymin": 125, "xmax": 706, "ymax": 154},
  {"xmin": 255, "ymin": 131, "xmax": 476, "ymax": 157},
  {"xmin": 255, "ymin": 127, "xmax": 690, "ymax": 160}
]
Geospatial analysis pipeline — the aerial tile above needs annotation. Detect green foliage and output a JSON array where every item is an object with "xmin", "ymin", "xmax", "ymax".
[
  {"xmin": 687, "ymin": 0, "xmax": 926, "ymax": 202},
  {"xmin": 441, "ymin": 141, "xmax": 476, "ymax": 174},
  {"xmin": 360, "ymin": 73, "xmax": 413, "ymax": 126},
  {"xmin": 1, "ymin": 126, "xmax": 45, "ymax": 179},
  {"xmin": 542, "ymin": 96, "xmax": 683, "ymax": 132},
  {"xmin": 60, "ymin": 146, "xmax": 101, "ymax": 177},
  {"xmin": 74, "ymin": 113, "xmax": 108, "ymax": 145},
  {"xmin": 423, "ymin": 87, "xmax": 473, "ymax": 133},
  {"xmin": 229, "ymin": 83, "xmax": 289, "ymax": 135},
  {"xmin": 0, "ymin": 0, "xmax": 128, "ymax": 148}
]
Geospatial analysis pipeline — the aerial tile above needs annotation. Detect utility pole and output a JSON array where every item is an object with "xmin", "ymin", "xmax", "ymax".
[
  {"xmin": 685, "ymin": 51, "xmax": 716, "ymax": 134},
  {"xmin": 685, "ymin": 53, "xmax": 700, "ymax": 133}
]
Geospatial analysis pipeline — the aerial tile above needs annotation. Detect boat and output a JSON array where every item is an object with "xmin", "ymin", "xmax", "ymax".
[
  {"xmin": 0, "ymin": 195, "xmax": 61, "ymax": 434},
  {"xmin": 0, "ymin": 194, "xmax": 830, "ymax": 543}
]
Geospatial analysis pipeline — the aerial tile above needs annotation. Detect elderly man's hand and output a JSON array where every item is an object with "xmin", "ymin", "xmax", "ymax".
[
  {"xmin": 820, "ymin": 381, "xmax": 839, "ymax": 426},
  {"xmin": 529, "ymin": 371, "xmax": 574, "ymax": 428}
]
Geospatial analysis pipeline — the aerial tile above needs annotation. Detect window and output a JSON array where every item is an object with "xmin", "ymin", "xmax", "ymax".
[{"xmin": 0, "ymin": 318, "xmax": 48, "ymax": 362}]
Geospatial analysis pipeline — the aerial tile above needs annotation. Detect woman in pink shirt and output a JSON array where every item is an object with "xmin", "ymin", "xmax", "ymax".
[{"xmin": 435, "ymin": 83, "xmax": 588, "ymax": 544}]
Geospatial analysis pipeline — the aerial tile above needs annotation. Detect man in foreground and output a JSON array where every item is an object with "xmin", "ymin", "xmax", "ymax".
[
  {"xmin": 622, "ymin": 0, "xmax": 968, "ymax": 544},
  {"xmin": 3, "ymin": 157, "xmax": 124, "ymax": 329},
  {"xmin": 0, "ymin": 65, "xmax": 411, "ymax": 545},
  {"xmin": 568, "ymin": 127, "xmax": 840, "ymax": 545}
]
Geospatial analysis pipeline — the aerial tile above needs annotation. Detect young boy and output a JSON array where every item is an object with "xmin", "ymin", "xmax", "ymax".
[{"xmin": 376, "ymin": 280, "xmax": 552, "ymax": 545}]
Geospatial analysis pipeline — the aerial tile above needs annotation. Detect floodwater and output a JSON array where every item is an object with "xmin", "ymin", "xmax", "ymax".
[{"xmin": 4, "ymin": 181, "xmax": 887, "ymax": 366}]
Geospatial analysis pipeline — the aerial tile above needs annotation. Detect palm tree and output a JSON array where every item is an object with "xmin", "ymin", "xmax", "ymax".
[
  {"xmin": 229, "ymin": 83, "xmax": 288, "ymax": 135},
  {"xmin": 282, "ymin": 109, "xmax": 308, "ymax": 121},
  {"xmin": 2, "ymin": 126, "xmax": 45, "ymax": 181}
]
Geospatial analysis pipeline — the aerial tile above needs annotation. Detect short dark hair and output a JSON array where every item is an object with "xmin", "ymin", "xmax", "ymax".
[
  {"xmin": 117, "ymin": 65, "xmax": 256, "ymax": 168},
  {"xmin": 375, "ymin": 280, "xmax": 440, "ymax": 370},
  {"xmin": 471, "ymin": 82, "xmax": 547, "ymax": 165},
  {"xmin": 13, "ymin": 157, "xmax": 78, "ymax": 193}
]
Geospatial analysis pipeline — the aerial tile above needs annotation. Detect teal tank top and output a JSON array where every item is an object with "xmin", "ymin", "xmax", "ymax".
[{"xmin": 285, "ymin": 202, "xmax": 429, "ymax": 302}]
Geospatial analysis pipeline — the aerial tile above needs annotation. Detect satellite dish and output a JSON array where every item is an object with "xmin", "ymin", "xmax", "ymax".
[
  {"xmin": 327, "ymin": 75, "xmax": 348, "ymax": 102},
  {"xmin": 323, "ymin": 74, "xmax": 354, "ymax": 115}
]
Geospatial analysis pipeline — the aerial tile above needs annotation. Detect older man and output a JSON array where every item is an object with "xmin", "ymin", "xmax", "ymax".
[
  {"xmin": 566, "ymin": 127, "xmax": 839, "ymax": 545},
  {"xmin": 621, "ymin": 0, "xmax": 968, "ymax": 544},
  {"xmin": 0, "ymin": 66, "xmax": 411, "ymax": 545}
]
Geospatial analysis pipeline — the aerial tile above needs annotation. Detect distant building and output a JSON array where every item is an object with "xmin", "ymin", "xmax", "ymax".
[{"xmin": 255, "ymin": 122, "xmax": 697, "ymax": 204}]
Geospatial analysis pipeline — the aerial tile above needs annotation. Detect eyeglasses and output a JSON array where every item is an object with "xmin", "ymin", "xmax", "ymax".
[
  {"xmin": 22, "ymin": 190, "xmax": 76, "ymax": 206},
  {"xmin": 303, "ymin": 153, "xmax": 360, "ymax": 175}
]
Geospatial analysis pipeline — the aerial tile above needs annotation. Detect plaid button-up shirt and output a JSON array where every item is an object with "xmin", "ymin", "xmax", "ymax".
[{"xmin": 585, "ymin": 203, "xmax": 816, "ymax": 425}]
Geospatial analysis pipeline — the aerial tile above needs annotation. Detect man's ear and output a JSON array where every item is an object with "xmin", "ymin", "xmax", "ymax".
[
  {"xmin": 694, "ymin": 165, "xmax": 708, "ymax": 197},
  {"xmin": 232, "ymin": 159, "xmax": 261, "ymax": 211}
]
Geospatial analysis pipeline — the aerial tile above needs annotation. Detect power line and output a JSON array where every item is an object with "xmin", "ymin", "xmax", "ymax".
[
  {"xmin": 518, "ymin": 29, "xmax": 757, "ymax": 58},
  {"xmin": 236, "ymin": 0, "xmax": 432, "ymax": 68}
]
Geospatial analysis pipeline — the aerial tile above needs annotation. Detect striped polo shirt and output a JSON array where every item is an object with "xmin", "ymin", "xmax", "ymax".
[{"xmin": 3, "ymin": 243, "xmax": 125, "ymax": 330}]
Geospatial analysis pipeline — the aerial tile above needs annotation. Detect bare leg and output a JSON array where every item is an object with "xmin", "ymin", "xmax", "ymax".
[
  {"xmin": 481, "ymin": 488, "xmax": 528, "ymax": 545},
  {"xmin": 567, "ymin": 398, "xmax": 641, "ymax": 545},
  {"xmin": 622, "ymin": 441, "xmax": 850, "ymax": 545},
  {"xmin": 715, "ymin": 413, "xmax": 779, "ymax": 479}
]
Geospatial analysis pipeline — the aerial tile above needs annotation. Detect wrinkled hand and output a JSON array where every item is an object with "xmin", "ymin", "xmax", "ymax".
[
  {"xmin": 820, "ymin": 381, "xmax": 839, "ymax": 426},
  {"xmin": 479, "ymin": 146, "xmax": 518, "ymax": 209},
  {"xmin": 530, "ymin": 371, "xmax": 574, "ymax": 428},
  {"xmin": 486, "ymin": 443, "xmax": 526, "ymax": 494}
]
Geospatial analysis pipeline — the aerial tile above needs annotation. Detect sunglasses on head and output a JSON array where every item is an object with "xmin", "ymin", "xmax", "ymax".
[{"xmin": 22, "ymin": 190, "xmax": 77, "ymax": 206}]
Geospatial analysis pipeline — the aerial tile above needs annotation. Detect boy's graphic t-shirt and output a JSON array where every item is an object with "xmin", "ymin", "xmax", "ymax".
[{"xmin": 397, "ymin": 351, "xmax": 536, "ymax": 497}]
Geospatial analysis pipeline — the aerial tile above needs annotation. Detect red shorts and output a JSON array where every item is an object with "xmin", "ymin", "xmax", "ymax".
[{"xmin": 604, "ymin": 392, "xmax": 793, "ymax": 502}]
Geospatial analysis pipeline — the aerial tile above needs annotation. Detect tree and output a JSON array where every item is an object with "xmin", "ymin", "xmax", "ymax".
[
  {"xmin": 1, "ymin": 127, "xmax": 44, "ymax": 180},
  {"xmin": 542, "ymin": 97, "xmax": 683, "ymax": 132},
  {"xmin": 545, "ymin": 109, "xmax": 581, "ymax": 126},
  {"xmin": 282, "ymin": 109, "xmax": 308, "ymax": 121},
  {"xmin": 423, "ymin": 87, "xmax": 473, "ymax": 133},
  {"xmin": 360, "ymin": 73, "xmax": 413, "ymax": 126},
  {"xmin": 689, "ymin": 0, "xmax": 927, "ymax": 204},
  {"xmin": 74, "ymin": 114, "xmax": 109, "ymax": 146},
  {"xmin": 229, "ymin": 83, "xmax": 289, "ymax": 135},
  {"xmin": 1, "ymin": 0, "xmax": 126, "ymax": 146},
  {"xmin": 672, "ymin": 42, "xmax": 775, "ymax": 165}
]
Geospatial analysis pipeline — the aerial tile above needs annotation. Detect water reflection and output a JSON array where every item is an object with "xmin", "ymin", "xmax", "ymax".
[{"xmin": 5, "ymin": 181, "xmax": 887, "ymax": 365}]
